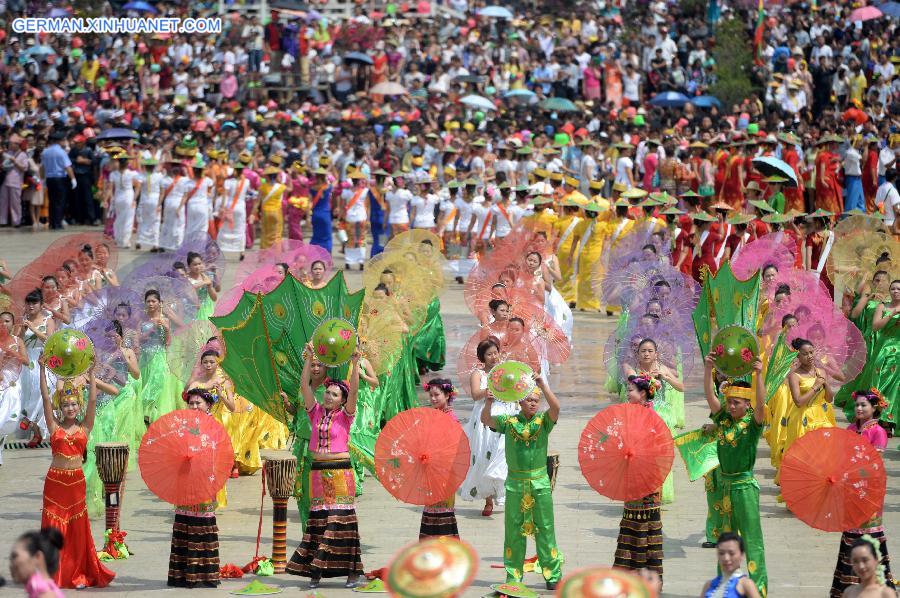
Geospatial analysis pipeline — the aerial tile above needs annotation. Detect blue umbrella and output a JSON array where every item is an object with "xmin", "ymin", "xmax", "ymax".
[
  {"xmin": 878, "ymin": 1, "xmax": 900, "ymax": 17},
  {"xmin": 344, "ymin": 51, "xmax": 373, "ymax": 65},
  {"xmin": 24, "ymin": 44, "xmax": 56, "ymax": 57},
  {"xmin": 122, "ymin": 0, "xmax": 158, "ymax": 12},
  {"xmin": 649, "ymin": 91, "xmax": 690, "ymax": 107},
  {"xmin": 752, "ymin": 156, "xmax": 799, "ymax": 188},
  {"xmin": 690, "ymin": 95, "xmax": 722, "ymax": 109},
  {"xmin": 477, "ymin": 5, "xmax": 514, "ymax": 18},
  {"xmin": 49, "ymin": 7, "xmax": 70, "ymax": 17},
  {"xmin": 97, "ymin": 128, "xmax": 139, "ymax": 141},
  {"xmin": 503, "ymin": 89, "xmax": 536, "ymax": 99},
  {"xmin": 460, "ymin": 94, "xmax": 497, "ymax": 111}
]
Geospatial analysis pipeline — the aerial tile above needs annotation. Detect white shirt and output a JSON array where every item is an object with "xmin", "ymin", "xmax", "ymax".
[
  {"xmin": 843, "ymin": 148, "xmax": 862, "ymax": 177},
  {"xmin": 453, "ymin": 198, "xmax": 475, "ymax": 232},
  {"xmin": 491, "ymin": 203, "xmax": 517, "ymax": 237},
  {"xmin": 877, "ymin": 182, "xmax": 900, "ymax": 226},
  {"xmin": 342, "ymin": 187, "xmax": 369, "ymax": 223},
  {"xmin": 615, "ymin": 156, "xmax": 634, "ymax": 186},
  {"xmin": 386, "ymin": 188, "xmax": 412, "ymax": 224},
  {"xmin": 878, "ymin": 147, "xmax": 896, "ymax": 176},
  {"xmin": 471, "ymin": 203, "xmax": 491, "ymax": 239},
  {"xmin": 110, "ymin": 169, "xmax": 139, "ymax": 202},
  {"xmin": 410, "ymin": 193, "xmax": 439, "ymax": 228}
]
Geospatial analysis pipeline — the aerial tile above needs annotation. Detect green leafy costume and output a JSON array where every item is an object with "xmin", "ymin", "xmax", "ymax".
[{"xmin": 494, "ymin": 410, "xmax": 563, "ymax": 585}]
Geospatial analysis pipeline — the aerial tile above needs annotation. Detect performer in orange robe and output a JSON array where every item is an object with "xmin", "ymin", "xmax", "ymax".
[
  {"xmin": 862, "ymin": 139, "xmax": 880, "ymax": 213},
  {"xmin": 713, "ymin": 143, "xmax": 730, "ymax": 201},
  {"xmin": 690, "ymin": 215, "xmax": 721, "ymax": 282},
  {"xmin": 720, "ymin": 145, "xmax": 746, "ymax": 210},
  {"xmin": 815, "ymin": 139, "xmax": 843, "ymax": 215},
  {"xmin": 782, "ymin": 143, "xmax": 805, "ymax": 212}
]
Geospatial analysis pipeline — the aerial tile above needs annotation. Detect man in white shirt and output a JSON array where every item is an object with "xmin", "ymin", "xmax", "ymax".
[
  {"xmin": 655, "ymin": 27, "xmax": 678, "ymax": 66},
  {"xmin": 877, "ymin": 170, "xmax": 900, "ymax": 234}
]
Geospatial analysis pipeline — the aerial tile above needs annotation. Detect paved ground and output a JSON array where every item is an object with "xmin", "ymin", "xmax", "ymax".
[{"xmin": 1, "ymin": 226, "xmax": 898, "ymax": 597}]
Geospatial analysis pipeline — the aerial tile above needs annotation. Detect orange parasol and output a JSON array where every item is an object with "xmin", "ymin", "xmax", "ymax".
[
  {"xmin": 780, "ymin": 428, "xmax": 887, "ymax": 532},
  {"xmin": 138, "ymin": 409, "xmax": 233, "ymax": 505},
  {"xmin": 375, "ymin": 408, "xmax": 470, "ymax": 506},
  {"xmin": 577, "ymin": 403, "xmax": 674, "ymax": 501}
]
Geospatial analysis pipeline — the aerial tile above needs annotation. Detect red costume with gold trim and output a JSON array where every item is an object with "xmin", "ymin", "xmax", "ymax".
[{"xmin": 42, "ymin": 427, "xmax": 115, "ymax": 589}]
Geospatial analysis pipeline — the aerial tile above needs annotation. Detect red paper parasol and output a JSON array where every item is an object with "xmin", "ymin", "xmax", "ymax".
[
  {"xmin": 375, "ymin": 408, "xmax": 470, "ymax": 505},
  {"xmin": 7, "ymin": 252, "xmax": 63, "ymax": 304},
  {"xmin": 578, "ymin": 403, "xmax": 674, "ymax": 501},
  {"xmin": 44, "ymin": 232, "xmax": 119, "ymax": 271},
  {"xmin": 522, "ymin": 310, "xmax": 571, "ymax": 366},
  {"xmin": 780, "ymin": 428, "xmax": 886, "ymax": 532},
  {"xmin": 138, "ymin": 409, "xmax": 234, "ymax": 505}
]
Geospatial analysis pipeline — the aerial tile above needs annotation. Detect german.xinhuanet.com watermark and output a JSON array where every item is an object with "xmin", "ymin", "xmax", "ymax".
[{"xmin": 12, "ymin": 17, "xmax": 223, "ymax": 34}]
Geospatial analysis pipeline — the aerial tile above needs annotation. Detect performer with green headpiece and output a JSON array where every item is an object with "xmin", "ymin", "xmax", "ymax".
[{"xmin": 481, "ymin": 376, "xmax": 563, "ymax": 590}]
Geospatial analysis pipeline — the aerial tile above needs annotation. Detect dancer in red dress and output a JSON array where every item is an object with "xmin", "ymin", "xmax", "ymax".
[
  {"xmin": 815, "ymin": 137, "xmax": 843, "ymax": 215},
  {"xmin": 38, "ymin": 360, "xmax": 115, "ymax": 589}
]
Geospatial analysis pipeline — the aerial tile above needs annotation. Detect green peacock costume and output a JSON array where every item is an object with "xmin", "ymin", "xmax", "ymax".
[
  {"xmin": 211, "ymin": 273, "xmax": 365, "ymax": 532},
  {"xmin": 691, "ymin": 262, "xmax": 797, "ymax": 598}
]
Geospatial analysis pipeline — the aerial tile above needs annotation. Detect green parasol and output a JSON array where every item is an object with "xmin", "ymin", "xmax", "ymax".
[
  {"xmin": 211, "ymin": 273, "xmax": 365, "ymax": 425},
  {"xmin": 691, "ymin": 261, "xmax": 760, "ymax": 363},
  {"xmin": 673, "ymin": 428, "xmax": 719, "ymax": 481},
  {"xmin": 764, "ymin": 332, "xmax": 798, "ymax": 403}
]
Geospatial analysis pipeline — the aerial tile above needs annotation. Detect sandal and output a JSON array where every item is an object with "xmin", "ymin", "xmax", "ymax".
[{"xmin": 482, "ymin": 502, "xmax": 493, "ymax": 517}]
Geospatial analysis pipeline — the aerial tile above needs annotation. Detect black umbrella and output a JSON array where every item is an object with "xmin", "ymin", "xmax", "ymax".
[{"xmin": 343, "ymin": 52, "xmax": 373, "ymax": 65}]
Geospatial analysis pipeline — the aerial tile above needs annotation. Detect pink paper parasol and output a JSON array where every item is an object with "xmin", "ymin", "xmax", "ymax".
[
  {"xmin": 731, "ymin": 233, "xmax": 798, "ymax": 281},
  {"xmin": 786, "ymin": 310, "xmax": 866, "ymax": 389}
]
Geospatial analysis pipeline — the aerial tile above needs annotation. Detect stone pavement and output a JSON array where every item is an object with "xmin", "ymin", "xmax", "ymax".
[{"xmin": 0, "ymin": 226, "xmax": 897, "ymax": 597}]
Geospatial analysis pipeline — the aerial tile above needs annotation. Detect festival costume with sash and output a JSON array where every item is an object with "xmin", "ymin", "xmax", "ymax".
[
  {"xmin": 310, "ymin": 185, "xmax": 333, "ymax": 252},
  {"xmin": 258, "ymin": 181, "xmax": 287, "ymax": 250}
]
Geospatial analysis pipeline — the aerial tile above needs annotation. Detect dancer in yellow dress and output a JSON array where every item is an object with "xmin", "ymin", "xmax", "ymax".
[
  {"xmin": 252, "ymin": 166, "xmax": 288, "ymax": 250},
  {"xmin": 553, "ymin": 200, "xmax": 582, "ymax": 305},
  {"xmin": 568, "ymin": 200, "xmax": 611, "ymax": 311},
  {"xmin": 187, "ymin": 349, "xmax": 261, "ymax": 480},
  {"xmin": 783, "ymin": 337, "xmax": 837, "ymax": 457},
  {"xmin": 762, "ymin": 314, "xmax": 798, "ymax": 486}
]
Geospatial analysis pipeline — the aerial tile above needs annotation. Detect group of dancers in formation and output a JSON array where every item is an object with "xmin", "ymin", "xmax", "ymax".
[{"xmin": 0, "ymin": 167, "xmax": 897, "ymax": 597}]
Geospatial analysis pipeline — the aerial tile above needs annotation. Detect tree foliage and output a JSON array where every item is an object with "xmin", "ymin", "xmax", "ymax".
[{"xmin": 710, "ymin": 18, "xmax": 760, "ymax": 110}]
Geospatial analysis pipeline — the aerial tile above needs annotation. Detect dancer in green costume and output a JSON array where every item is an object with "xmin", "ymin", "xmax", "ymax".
[
  {"xmin": 703, "ymin": 354, "xmax": 768, "ymax": 598},
  {"xmin": 837, "ymin": 278, "xmax": 900, "ymax": 429},
  {"xmin": 482, "ymin": 376, "xmax": 563, "ymax": 590},
  {"xmin": 186, "ymin": 251, "xmax": 217, "ymax": 320},
  {"xmin": 412, "ymin": 297, "xmax": 446, "ymax": 374},
  {"xmin": 623, "ymin": 338, "xmax": 683, "ymax": 504},
  {"xmin": 138, "ymin": 289, "xmax": 181, "ymax": 424},
  {"xmin": 82, "ymin": 321, "xmax": 143, "ymax": 517}
]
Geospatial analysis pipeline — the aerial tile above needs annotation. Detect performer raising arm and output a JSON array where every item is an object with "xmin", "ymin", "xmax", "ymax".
[
  {"xmin": 703, "ymin": 355, "xmax": 768, "ymax": 597},
  {"xmin": 38, "ymin": 360, "xmax": 115, "ymax": 589},
  {"xmin": 481, "ymin": 376, "xmax": 563, "ymax": 590}
]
